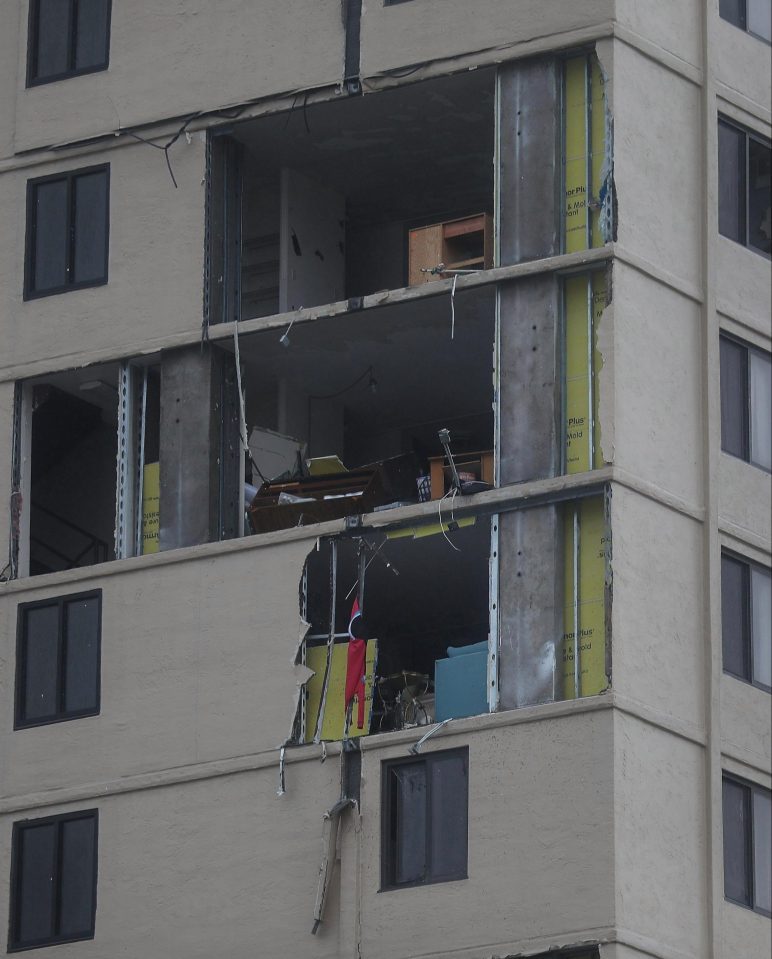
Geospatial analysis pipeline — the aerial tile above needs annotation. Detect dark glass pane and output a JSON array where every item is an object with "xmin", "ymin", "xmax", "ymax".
[
  {"xmin": 718, "ymin": 122, "xmax": 746, "ymax": 244},
  {"xmin": 393, "ymin": 764, "xmax": 426, "ymax": 884},
  {"xmin": 22, "ymin": 604, "xmax": 60, "ymax": 721},
  {"xmin": 722, "ymin": 555, "xmax": 750, "ymax": 680},
  {"xmin": 429, "ymin": 753, "xmax": 468, "ymax": 880},
  {"xmin": 74, "ymin": 0, "xmax": 110, "ymax": 70},
  {"xmin": 73, "ymin": 171, "xmax": 108, "ymax": 284},
  {"xmin": 59, "ymin": 816, "xmax": 96, "ymax": 937},
  {"xmin": 32, "ymin": 179, "xmax": 68, "ymax": 293},
  {"xmin": 719, "ymin": 0, "xmax": 747, "ymax": 29},
  {"xmin": 723, "ymin": 778, "xmax": 752, "ymax": 905},
  {"xmin": 720, "ymin": 337, "xmax": 748, "ymax": 459},
  {"xmin": 753, "ymin": 789, "xmax": 772, "ymax": 913},
  {"xmin": 64, "ymin": 596, "xmax": 99, "ymax": 713},
  {"xmin": 748, "ymin": 0, "xmax": 772, "ymax": 41},
  {"xmin": 748, "ymin": 137, "xmax": 771, "ymax": 255},
  {"xmin": 16, "ymin": 823, "xmax": 56, "ymax": 945},
  {"xmin": 33, "ymin": 0, "xmax": 71, "ymax": 80}
]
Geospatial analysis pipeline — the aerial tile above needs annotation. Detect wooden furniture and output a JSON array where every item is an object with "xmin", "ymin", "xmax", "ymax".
[
  {"xmin": 248, "ymin": 454, "xmax": 420, "ymax": 534},
  {"xmin": 428, "ymin": 449, "xmax": 494, "ymax": 499},
  {"xmin": 408, "ymin": 213, "xmax": 493, "ymax": 286}
]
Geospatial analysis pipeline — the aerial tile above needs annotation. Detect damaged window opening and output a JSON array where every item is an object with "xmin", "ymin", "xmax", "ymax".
[
  {"xmin": 206, "ymin": 69, "xmax": 495, "ymax": 324},
  {"xmin": 297, "ymin": 520, "xmax": 493, "ymax": 742},
  {"xmin": 11, "ymin": 358, "xmax": 164, "ymax": 579},
  {"xmin": 224, "ymin": 286, "xmax": 496, "ymax": 537},
  {"xmin": 292, "ymin": 491, "xmax": 610, "ymax": 744}
]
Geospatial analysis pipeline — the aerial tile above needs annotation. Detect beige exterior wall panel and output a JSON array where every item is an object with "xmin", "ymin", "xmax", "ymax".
[
  {"xmin": 715, "ymin": 237, "xmax": 772, "ymax": 337},
  {"xmin": 360, "ymin": 0, "xmax": 614, "ymax": 78},
  {"xmin": 610, "ymin": 485, "xmax": 705, "ymax": 732},
  {"xmin": 611, "ymin": 485, "xmax": 705, "ymax": 735},
  {"xmin": 720, "ymin": 675, "xmax": 771, "ymax": 774},
  {"xmin": 0, "ymin": 764, "xmax": 345, "ymax": 959},
  {"xmin": 719, "ymin": 455, "xmax": 772, "ymax": 547},
  {"xmin": 11, "ymin": 0, "xmax": 344, "ymax": 153},
  {"xmin": 0, "ymin": 137, "xmax": 205, "ymax": 376},
  {"xmin": 615, "ymin": 0, "xmax": 702, "ymax": 69},
  {"xmin": 0, "ymin": 539, "xmax": 312, "ymax": 799},
  {"xmin": 613, "ymin": 711, "xmax": 709, "ymax": 959},
  {"xmin": 720, "ymin": 899, "xmax": 772, "ymax": 959},
  {"xmin": 357, "ymin": 714, "xmax": 615, "ymax": 959},
  {"xmin": 0, "ymin": 1, "xmax": 21, "ymax": 159},
  {"xmin": 715, "ymin": 20, "xmax": 772, "ymax": 114},
  {"xmin": 611, "ymin": 263, "xmax": 703, "ymax": 508},
  {"xmin": 613, "ymin": 42, "xmax": 702, "ymax": 291}
]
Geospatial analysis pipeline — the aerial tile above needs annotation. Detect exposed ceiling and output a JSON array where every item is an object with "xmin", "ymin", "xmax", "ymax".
[
  {"xmin": 231, "ymin": 285, "xmax": 496, "ymax": 452},
  {"xmin": 233, "ymin": 68, "xmax": 496, "ymax": 223}
]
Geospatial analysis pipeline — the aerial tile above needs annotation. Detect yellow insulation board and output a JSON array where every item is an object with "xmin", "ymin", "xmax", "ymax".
[
  {"xmin": 561, "ymin": 496, "xmax": 608, "ymax": 698},
  {"xmin": 141, "ymin": 462, "xmax": 160, "ymax": 554},
  {"xmin": 563, "ymin": 54, "xmax": 606, "ymax": 252},
  {"xmin": 565, "ymin": 271, "xmax": 606, "ymax": 473},
  {"xmin": 304, "ymin": 640, "xmax": 377, "ymax": 742}
]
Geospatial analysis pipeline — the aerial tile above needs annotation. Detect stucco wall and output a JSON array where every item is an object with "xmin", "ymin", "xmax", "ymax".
[
  {"xmin": 613, "ymin": 710, "xmax": 709, "ymax": 959},
  {"xmin": 0, "ymin": 537, "xmax": 312, "ymax": 799},
  {"xmin": 7, "ymin": 0, "xmax": 345, "ymax": 154},
  {"xmin": 609, "ymin": 263, "xmax": 703, "ymax": 509},
  {"xmin": 0, "ymin": 136, "xmax": 206, "ymax": 376},
  {"xmin": 360, "ymin": 0, "xmax": 614, "ymax": 79},
  {"xmin": 612, "ymin": 39, "xmax": 703, "ymax": 293},
  {"xmin": 0, "ymin": 708, "xmax": 615, "ymax": 959},
  {"xmin": 610, "ymin": 485, "xmax": 705, "ymax": 735}
]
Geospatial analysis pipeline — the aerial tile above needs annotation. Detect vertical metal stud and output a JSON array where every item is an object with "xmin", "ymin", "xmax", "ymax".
[
  {"xmin": 114, "ymin": 362, "xmax": 134, "ymax": 560},
  {"xmin": 134, "ymin": 367, "xmax": 148, "ymax": 557},
  {"xmin": 585, "ymin": 54, "xmax": 593, "ymax": 251},
  {"xmin": 487, "ymin": 514, "xmax": 500, "ymax": 712}
]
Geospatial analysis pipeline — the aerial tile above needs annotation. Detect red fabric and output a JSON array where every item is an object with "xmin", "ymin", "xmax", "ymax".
[{"xmin": 344, "ymin": 599, "xmax": 367, "ymax": 729}]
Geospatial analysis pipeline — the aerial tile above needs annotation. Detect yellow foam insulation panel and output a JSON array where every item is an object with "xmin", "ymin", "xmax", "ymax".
[
  {"xmin": 304, "ymin": 639, "xmax": 377, "ymax": 741},
  {"xmin": 561, "ymin": 496, "xmax": 609, "ymax": 698}
]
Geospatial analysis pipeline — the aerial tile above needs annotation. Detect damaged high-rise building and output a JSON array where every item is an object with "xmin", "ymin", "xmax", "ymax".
[{"xmin": 0, "ymin": 1, "xmax": 770, "ymax": 957}]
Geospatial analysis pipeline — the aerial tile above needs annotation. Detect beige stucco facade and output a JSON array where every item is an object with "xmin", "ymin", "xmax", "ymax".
[{"xmin": 0, "ymin": 2, "xmax": 770, "ymax": 958}]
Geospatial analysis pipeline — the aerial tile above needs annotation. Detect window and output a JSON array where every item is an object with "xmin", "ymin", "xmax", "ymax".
[
  {"xmin": 15, "ymin": 591, "xmax": 101, "ymax": 728},
  {"xmin": 381, "ymin": 748, "xmax": 468, "ymax": 889},
  {"xmin": 8, "ymin": 809, "xmax": 98, "ymax": 951},
  {"xmin": 27, "ymin": 0, "xmax": 111, "ymax": 85},
  {"xmin": 720, "ymin": 335, "xmax": 772, "ymax": 470},
  {"xmin": 719, "ymin": 0, "xmax": 772, "ymax": 43},
  {"xmin": 723, "ymin": 776, "xmax": 771, "ymax": 916},
  {"xmin": 722, "ymin": 553, "xmax": 771, "ymax": 691},
  {"xmin": 718, "ymin": 119, "xmax": 771, "ymax": 256},
  {"xmin": 24, "ymin": 165, "xmax": 109, "ymax": 299}
]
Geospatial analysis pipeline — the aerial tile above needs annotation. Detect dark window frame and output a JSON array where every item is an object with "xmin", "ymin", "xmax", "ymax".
[
  {"xmin": 721, "ymin": 549, "xmax": 772, "ymax": 693},
  {"xmin": 24, "ymin": 164, "xmax": 110, "ymax": 300},
  {"xmin": 27, "ymin": 0, "xmax": 113, "ymax": 87},
  {"xmin": 8, "ymin": 808, "xmax": 98, "ymax": 952},
  {"xmin": 719, "ymin": 332, "xmax": 772, "ymax": 472},
  {"xmin": 722, "ymin": 774, "xmax": 772, "ymax": 917},
  {"xmin": 719, "ymin": 0, "xmax": 772, "ymax": 44},
  {"xmin": 718, "ymin": 116, "xmax": 772, "ymax": 258},
  {"xmin": 15, "ymin": 589, "xmax": 102, "ymax": 729},
  {"xmin": 380, "ymin": 747, "xmax": 469, "ymax": 891}
]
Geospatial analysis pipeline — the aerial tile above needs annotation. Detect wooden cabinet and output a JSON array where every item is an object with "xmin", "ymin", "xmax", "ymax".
[
  {"xmin": 428, "ymin": 450, "xmax": 494, "ymax": 499},
  {"xmin": 408, "ymin": 213, "xmax": 493, "ymax": 286}
]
